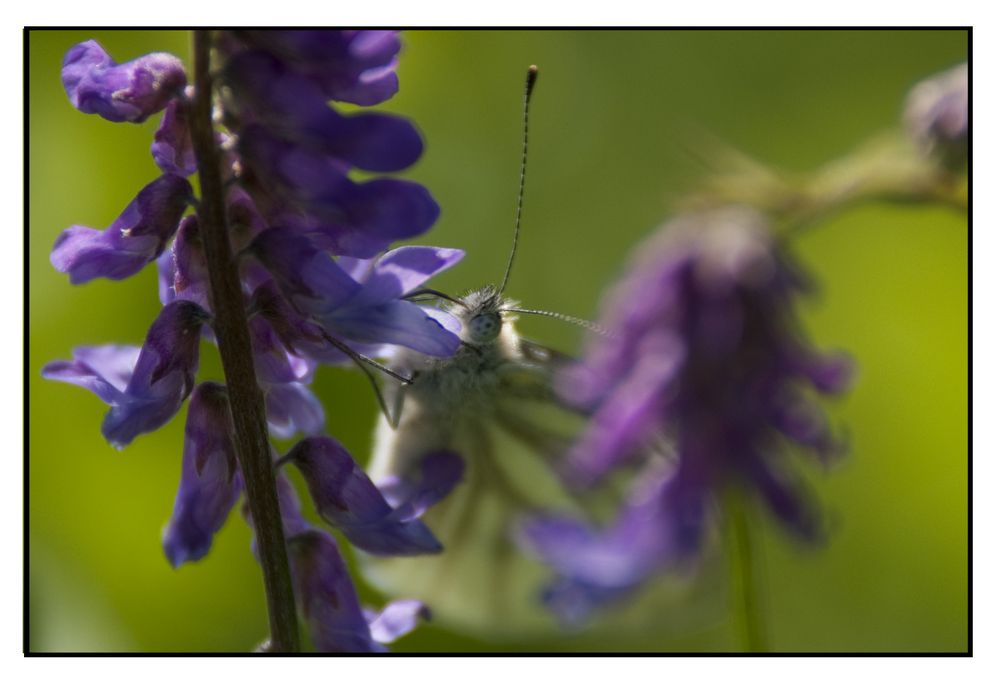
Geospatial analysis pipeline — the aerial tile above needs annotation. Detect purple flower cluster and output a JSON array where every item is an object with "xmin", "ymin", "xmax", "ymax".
[
  {"xmin": 44, "ymin": 31, "xmax": 464, "ymax": 651},
  {"xmin": 520, "ymin": 206, "xmax": 852, "ymax": 622}
]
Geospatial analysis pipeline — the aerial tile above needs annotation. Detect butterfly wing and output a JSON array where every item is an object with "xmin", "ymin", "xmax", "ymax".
[{"xmin": 362, "ymin": 337, "xmax": 726, "ymax": 641}]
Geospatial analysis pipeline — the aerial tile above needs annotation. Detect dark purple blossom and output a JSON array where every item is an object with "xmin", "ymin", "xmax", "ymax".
[
  {"xmin": 157, "ymin": 215, "xmax": 209, "ymax": 308},
  {"xmin": 43, "ymin": 300, "xmax": 209, "ymax": 448},
  {"xmin": 235, "ymin": 30, "xmax": 402, "ymax": 106},
  {"xmin": 237, "ymin": 126, "xmax": 440, "ymax": 257},
  {"xmin": 280, "ymin": 437, "xmax": 459, "ymax": 556},
  {"xmin": 163, "ymin": 382, "xmax": 242, "ymax": 567},
  {"xmin": 521, "ymin": 207, "xmax": 851, "ymax": 620},
  {"xmin": 223, "ymin": 51, "xmax": 422, "ymax": 172},
  {"xmin": 288, "ymin": 530, "xmax": 428, "ymax": 652},
  {"xmin": 62, "ymin": 40, "xmax": 187, "ymax": 123},
  {"xmin": 51, "ymin": 174, "xmax": 192, "ymax": 284}
]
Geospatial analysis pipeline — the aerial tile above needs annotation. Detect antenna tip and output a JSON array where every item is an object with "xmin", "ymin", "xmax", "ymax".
[{"xmin": 526, "ymin": 64, "xmax": 539, "ymax": 96}]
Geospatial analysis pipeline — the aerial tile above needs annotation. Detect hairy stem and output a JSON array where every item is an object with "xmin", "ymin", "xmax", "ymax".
[
  {"xmin": 189, "ymin": 30, "xmax": 299, "ymax": 652},
  {"xmin": 725, "ymin": 490, "xmax": 768, "ymax": 652}
]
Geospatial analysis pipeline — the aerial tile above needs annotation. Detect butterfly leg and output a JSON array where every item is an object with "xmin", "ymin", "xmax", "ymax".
[{"xmin": 386, "ymin": 372, "xmax": 415, "ymax": 430}]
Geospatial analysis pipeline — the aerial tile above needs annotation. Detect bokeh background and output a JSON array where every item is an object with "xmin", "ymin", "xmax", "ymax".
[{"xmin": 27, "ymin": 29, "xmax": 968, "ymax": 652}]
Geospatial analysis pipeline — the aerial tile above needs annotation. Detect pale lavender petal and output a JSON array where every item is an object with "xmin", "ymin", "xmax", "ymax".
[
  {"xmin": 265, "ymin": 382, "xmax": 325, "ymax": 439},
  {"xmin": 41, "ymin": 344, "xmax": 140, "ymax": 404},
  {"xmin": 323, "ymin": 299, "xmax": 461, "ymax": 358},
  {"xmin": 365, "ymin": 600, "xmax": 430, "ymax": 644},
  {"xmin": 353, "ymin": 246, "xmax": 465, "ymax": 304}
]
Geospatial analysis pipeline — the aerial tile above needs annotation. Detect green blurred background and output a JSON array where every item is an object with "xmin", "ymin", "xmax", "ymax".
[{"xmin": 27, "ymin": 29, "xmax": 968, "ymax": 652}]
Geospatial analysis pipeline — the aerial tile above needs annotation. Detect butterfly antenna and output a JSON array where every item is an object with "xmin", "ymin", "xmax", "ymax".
[
  {"xmin": 501, "ymin": 307, "xmax": 614, "ymax": 337},
  {"xmin": 499, "ymin": 64, "xmax": 539, "ymax": 295}
]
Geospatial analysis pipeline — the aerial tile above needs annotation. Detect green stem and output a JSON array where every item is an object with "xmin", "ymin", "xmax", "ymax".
[
  {"xmin": 725, "ymin": 490, "xmax": 768, "ymax": 652},
  {"xmin": 189, "ymin": 30, "xmax": 300, "ymax": 652}
]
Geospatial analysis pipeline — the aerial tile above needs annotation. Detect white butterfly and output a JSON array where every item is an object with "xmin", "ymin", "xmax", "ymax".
[
  {"xmin": 364, "ymin": 284, "xmax": 597, "ymax": 634},
  {"xmin": 360, "ymin": 67, "xmax": 725, "ymax": 641}
]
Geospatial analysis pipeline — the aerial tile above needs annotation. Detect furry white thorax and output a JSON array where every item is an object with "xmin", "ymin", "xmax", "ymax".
[{"xmin": 367, "ymin": 286, "xmax": 524, "ymax": 480}]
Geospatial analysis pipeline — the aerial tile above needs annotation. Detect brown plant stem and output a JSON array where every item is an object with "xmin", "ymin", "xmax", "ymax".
[{"xmin": 189, "ymin": 29, "xmax": 300, "ymax": 652}]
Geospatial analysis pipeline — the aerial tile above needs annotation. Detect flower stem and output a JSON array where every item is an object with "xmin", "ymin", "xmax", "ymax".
[
  {"xmin": 189, "ymin": 30, "xmax": 299, "ymax": 653},
  {"xmin": 724, "ymin": 490, "xmax": 768, "ymax": 652}
]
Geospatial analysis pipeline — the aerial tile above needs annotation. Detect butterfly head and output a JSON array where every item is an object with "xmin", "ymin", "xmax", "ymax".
[{"xmin": 450, "ymin": 286, "xmax": 517, "ymax": 346}]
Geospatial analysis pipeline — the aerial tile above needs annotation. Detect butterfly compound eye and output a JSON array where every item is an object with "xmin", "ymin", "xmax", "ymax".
[{"xmin": 468, "ymin": 313, "xmax": 502, "ymax": 343}]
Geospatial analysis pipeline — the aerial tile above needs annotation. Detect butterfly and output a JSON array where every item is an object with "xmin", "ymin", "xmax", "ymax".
[{"xmin": 359, "ymin": 66, "xmax": 725, "ymax": 639}]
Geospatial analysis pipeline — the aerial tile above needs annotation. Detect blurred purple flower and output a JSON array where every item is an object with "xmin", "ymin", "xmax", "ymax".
[{"xmin": 522, "ymin": 207, "xmax": 852, "ymax": 620}]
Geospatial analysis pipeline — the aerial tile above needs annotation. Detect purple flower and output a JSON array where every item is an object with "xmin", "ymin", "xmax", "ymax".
[
  {"xmin": 163, "ymin": 382, "xmax": 242, "ymax": 567},
  {"xmin": 152, "ymin": 98, "xmax": 197, "ymax": 176},
  {"xmin": 51, "ymin": 174, "xmax": 192, "ymax": 284},
  {"xmin": 159, "ymin": 189, "xmax": 273, "ymax": 310},
  {"xmin": 234, "ymin": 30, "xmax": 402, "ymax": 106},
  {"xmin": 157, "ymin": 215, "xmax": 209, "ymax": 308},
  {"xmin": 223, "ymin": 50, "xmax": 422, "ymax": 173},
  {"xmin": 522, "ymin": 207, "xmax": 851, "ymax": 619},
  {"xmin": 54, "ymin": 31, "xmax": 450, "ymax": 652},
  {"xmin": 43, "ymin": 300, "xmax": 209, "ymax": 448},
  {"xmin": 904, "ymin": 62, "xmax": 968, "ymax": 171},
  {"xmin": 237, "ymin": 126, "xmax": 440, "ymax": 257},
  {"xmin": 62, "ymin": 40, "xmax": 187, "ymax": 123},
  {"xmin": 248, "ymin": 313, "xmax": 325, "ymax": 439},
  {"xmin": 249, "ymin": 473, "xmax": 431, "ymax": 652},
  {"xmin": 263, "ymin": 382, "xmax": 325, "ymax": 440},
  {"xmin": 280, "ymin": 437, "xmax": 457, "ymax": 556},
  {"xmin": 288, "ymin": 530, "xmax": 427, "ymax": 652},
  {"xmin": 250, "ymin": 228, "xmax": 462, "ymax": 357}
]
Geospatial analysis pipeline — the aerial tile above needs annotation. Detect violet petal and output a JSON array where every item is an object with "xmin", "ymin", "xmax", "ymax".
[{"xmin": 62, "ymin": 40, "xmax": 187, "ymax": 123}]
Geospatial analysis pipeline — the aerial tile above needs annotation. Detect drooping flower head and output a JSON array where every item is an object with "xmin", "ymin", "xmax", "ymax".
[{"xmin": 522, "ymin": 206, "xmax": 852, "ymax": 621}]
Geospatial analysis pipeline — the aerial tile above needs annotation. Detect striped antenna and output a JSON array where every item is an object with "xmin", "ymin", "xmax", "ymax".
[
  {"xmin": 499, "ymin": 65, "xmax": 539, "ymax": 294},
  {"xmin": 501, "ymin": 307, "xmax": 613, "ymax": 337}
]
